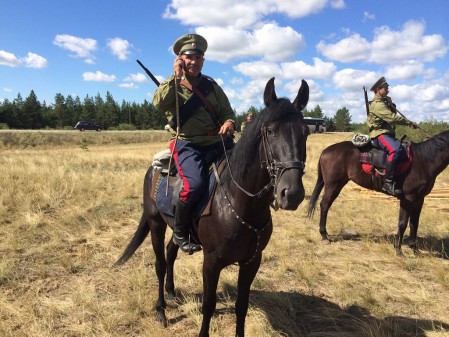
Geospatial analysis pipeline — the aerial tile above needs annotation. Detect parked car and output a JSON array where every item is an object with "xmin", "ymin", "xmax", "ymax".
[{"xmin": 74, "ymin": 121, "xmax": 103, "ymax": 131}]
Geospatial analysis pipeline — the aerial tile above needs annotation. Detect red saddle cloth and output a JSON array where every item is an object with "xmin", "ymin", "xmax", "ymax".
[{"xmin": 360, "ymin": 143, "xmax": 412, "ymax": 177}]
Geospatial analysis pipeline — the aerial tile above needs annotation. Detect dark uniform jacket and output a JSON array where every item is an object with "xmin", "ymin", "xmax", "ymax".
[
  {"xmin": 153, "ymin": 73, "xmax": 236, "ymax": 146},
  {"xmin": 367, "ymin": 94, "xmax": 408, "ymax": 138}
]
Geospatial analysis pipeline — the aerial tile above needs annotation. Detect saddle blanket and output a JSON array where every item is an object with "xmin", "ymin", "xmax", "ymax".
[{"xmin": 154, "ymin": 167, "xmax": 218, "ymax": 221}]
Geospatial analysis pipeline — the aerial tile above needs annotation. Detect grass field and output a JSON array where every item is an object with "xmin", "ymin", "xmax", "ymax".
[{"xmin": 1, "ymin": 130, "xmax": 448, "ymax": 337}]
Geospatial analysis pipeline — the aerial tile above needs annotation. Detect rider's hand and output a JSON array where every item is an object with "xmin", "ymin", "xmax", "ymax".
[
  {"xmin": 219, "ymin": 121, "xmax": 235, "ymax": 136},
  {"xmin": 173, "ymin": 56, "xmax": 185, "ymax": 78}
]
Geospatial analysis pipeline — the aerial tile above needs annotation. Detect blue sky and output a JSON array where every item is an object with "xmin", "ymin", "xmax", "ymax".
[{"xmin": 1, "ymin": 0, "xmax": 448, "ymax": 123}]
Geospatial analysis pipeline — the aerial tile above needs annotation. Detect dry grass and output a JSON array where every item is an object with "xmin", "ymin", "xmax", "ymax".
[{"xmin": 1, "ymin": 131, "xmax": 448, "ymax": 337}]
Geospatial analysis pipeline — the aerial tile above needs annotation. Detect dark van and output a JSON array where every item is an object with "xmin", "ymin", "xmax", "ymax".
[{"xmin": 74, "ymin": 121, "xmax": 103, "ymax": 131}]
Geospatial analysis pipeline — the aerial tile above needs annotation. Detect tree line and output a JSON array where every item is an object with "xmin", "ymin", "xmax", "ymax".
[
  {"xmin": 0, "ymin": 90, "xmax": 167, "ymax": 130},
  {"xmin": 2, "ymin": 90, "xmax": 447, "ymax": 137}
]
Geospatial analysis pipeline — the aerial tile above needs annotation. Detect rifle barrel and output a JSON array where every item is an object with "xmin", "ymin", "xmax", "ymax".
[{"xmin": 136, "ymin": 59, "xmax": 160, "ymax": 87}]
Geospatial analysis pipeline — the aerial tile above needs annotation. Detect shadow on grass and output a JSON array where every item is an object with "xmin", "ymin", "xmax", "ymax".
[
  {"xmin": 326, "ymin": 232, "xmax": 449, "ymax": 260},
  {"xmin": 249, "ymin": 290, "xmax": 449, "ymax": 337},
  {"xmin": 171, "ymin": 286, "xmax": 449, "ymax": 336}
]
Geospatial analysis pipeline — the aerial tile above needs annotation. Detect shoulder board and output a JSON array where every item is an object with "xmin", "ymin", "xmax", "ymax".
[{"xmin": 201, "ymin": 74, "xmax": 217, "ymax": 85}]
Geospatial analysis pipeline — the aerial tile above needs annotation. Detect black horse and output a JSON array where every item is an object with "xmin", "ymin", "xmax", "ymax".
[
  {"xmin": 308, "ymin": 130, "xmax": 449, "ymax": 256},
  {"xmin": 115, "ymin": 77, "xmax": 310, "ymax": 337}
]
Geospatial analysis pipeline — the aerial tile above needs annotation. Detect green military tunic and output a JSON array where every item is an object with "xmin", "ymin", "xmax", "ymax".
[
  {"xmin": 367, "ymin": 94, "xmax": 408, "ymax": 139},
  {"xmin": 152, "ymin": 73, "xmax": 236, "ymax": 146}
]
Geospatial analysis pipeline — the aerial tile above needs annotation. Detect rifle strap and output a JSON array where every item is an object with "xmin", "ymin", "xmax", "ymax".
[{"xmin": 180, "ymin": 79, "xmax": 220, "ymax": 127}]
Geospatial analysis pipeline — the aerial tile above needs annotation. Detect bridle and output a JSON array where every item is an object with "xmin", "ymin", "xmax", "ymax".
[
  {"xmin": 260, "ymin": 125, "xmax": 306, "ymax": 209},
  {"xmin": 218, "ymin": 123, "xmax": 306, "ymax": 206},
  {"xmin": 215, "ymin": 122, "xmax": 306, "ymax": 265}
]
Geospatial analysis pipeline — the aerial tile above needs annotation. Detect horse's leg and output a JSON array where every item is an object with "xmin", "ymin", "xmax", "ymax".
[
  {"xmin": 408, "ymin": 199, "xmax": 424, "ymax": 254},
  {"xmin": 235, "ymin": 254, "xmax": 262, "ymax": 337},
  {"xmin": 319, "ymin": 182, "xmax": 346, "ymax": 243},
  {"xmin": 165, "ymin": 237, "xmax": 179, "ymax": 299},
  {"xmin": 396, "ymin": 200, "xmax": 410, "ymax": 256},
  {"xmin": 198, "ymin": 254, "xmax": 223, "ymax": 337},
  {"xmin": 149, "ymin": 214, "xmax": 169, "ymax": 326}
]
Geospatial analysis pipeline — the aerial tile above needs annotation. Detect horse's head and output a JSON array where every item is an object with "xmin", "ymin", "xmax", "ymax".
[{"xmin": 261, "ymin": 77, "xmax": 309, "ymax": 210}]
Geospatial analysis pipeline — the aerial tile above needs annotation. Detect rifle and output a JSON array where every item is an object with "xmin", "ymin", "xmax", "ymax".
[
  {"xmin": 363, "ymin": 86, "xmax": 369, "ymax": 116},
  {"xmin": 136, "ymin": 59, "xmax": 160, "ymax": 87}
]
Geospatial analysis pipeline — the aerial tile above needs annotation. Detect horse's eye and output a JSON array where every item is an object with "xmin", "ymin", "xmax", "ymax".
[{"xmin": 266, "ymin": 128, "xmax": 274, "ymax": 136}]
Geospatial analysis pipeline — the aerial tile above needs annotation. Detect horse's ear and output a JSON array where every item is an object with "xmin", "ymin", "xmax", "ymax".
[
  {"xmin": 293, "ymin": 79, "xmax": 309, "ymax": 114},
  {"xmin": 263, "ymin": 77, "xmax": 277, "ymax": 107}
]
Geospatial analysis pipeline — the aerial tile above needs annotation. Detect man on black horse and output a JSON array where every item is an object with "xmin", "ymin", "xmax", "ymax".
[
  {"xmin": 152, "ymin": 34, "xmax": 236, "ymax": 254},
  {"xmin": 367, "ymin": 77, "xmax": 418, "ymax": 196}
]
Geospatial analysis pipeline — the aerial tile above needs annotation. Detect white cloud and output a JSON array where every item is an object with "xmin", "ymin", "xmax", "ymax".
[
  {"xmin": 332, "ymin": 68, "xmax": 378, "ymax": 91},
  {"xmin": 317, "ymin": 33, "xmax": 371, "ymax": 63},
  {"xmin": 53, "ymin": 34, "xmax": 97, "ymax": 64},
  {"xmin": 199, "ymin": 23, "xmax": 305, "ymax": 63},
  {"xmin": 370, "ymin": 20, "xmax": 448, "ymax": 63},
  {"xmin": 317, "ymin": 20, "xmax": 448, "ymax": 65},
  {"xmin": 0, "ymin": 50, "xmax": 21, "ymax": 67},
  {"xmin": 0, "ymin": 50, "xmax": 47, "ymax": 68},
  {"xmin": 118, "ymin": 82, "xmax": 138, "ymax": 89},
  {"xmin": 385, "ymin": 61, "xmax": 424, "ymax": 81},
  {"xmin": 234, "ymin": 61, "xmax": 282, "ymax": 79},
  {"xmin": 23, "ymin": 52, "xmax": 48, "ymax": 69},
  {"xmin": 107, "ymin": 37, "xmax": 132, "ymax": 61},
  {"xmin": 123, "ymin": 73, "xmax": 147, "ymax": 82},
  {"xmin": 363, "ymin": 11, "xmax": 375, "ymax": 22},
  {"xmin": 163, "ymin": 0, "xmax": 342, "ymax": 28},
  {"xmin": 82, "ymin": 71, "xmax": 116, "ymax": 82},
  {"xmin": 281, "ymin": 57, "xmax": 336, "ymax": 80}
]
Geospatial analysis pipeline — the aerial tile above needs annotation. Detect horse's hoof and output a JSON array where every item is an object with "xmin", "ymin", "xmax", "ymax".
[
  {"xmin": 322, "ymin": 239, "xmax": 331, "ymax": 245},
  {"xmin": 155, "ymin": 311, "xmax": 168, "ymax": 327},
  {"xmin": 166, "ymin": 290, "xmax": 176, "ymax": 300}
]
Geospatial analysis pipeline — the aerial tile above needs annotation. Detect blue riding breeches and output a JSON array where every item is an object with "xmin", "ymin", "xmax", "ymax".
[
  {"xmin": 169, "ymin": 138, "xmax": 233, "ymax": 203},
  {"xmin": 373, "ymin": 134, "xmax": 403, "ymax": 163}
]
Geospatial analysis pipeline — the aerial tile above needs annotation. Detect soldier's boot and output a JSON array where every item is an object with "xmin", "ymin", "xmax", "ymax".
[
  {"xmin": 172, "ymin": 200, "xmax": 202, "ymax": 254},
  {"xmin": 382, "ymin": 162, "xmax": 403, "ymax": 196}
]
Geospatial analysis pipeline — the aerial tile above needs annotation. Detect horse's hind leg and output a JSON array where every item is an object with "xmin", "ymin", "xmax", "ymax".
[
  {"xmin": 395, "ymin": 206, "xmax": 409, "ymax": 256},
  {"xmin": 319, "ymin": 183, "xmax": 346, "ymax": 243},
  {"xmin": 407, "ymin": 199, "xmax": 424, "ymax": 254},
  {"xmin": 165, "ymin": 238, "xmax": 179, "ymax": 299},
  {"xmin": 149, "ymin": 214, "xmax": 169, "ymax": 326}
]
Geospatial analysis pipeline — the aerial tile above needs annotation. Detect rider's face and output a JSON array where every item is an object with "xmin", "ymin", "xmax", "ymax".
[
  {"xmin": 180, "ymin": 54, "xmax": 204, "ymax": 78},
  {"xmin": 378, "ymin": 86, "xmax": 389, "ymax": 97}
]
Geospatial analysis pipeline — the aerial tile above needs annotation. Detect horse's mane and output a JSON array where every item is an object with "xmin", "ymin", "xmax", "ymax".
[
  {"xmin": 222, "ymin": 98, "xmax": 300, "ymax": 184},
  {"xmin": 411, "ymin": 130, "xmax": 449, "ymax": 161}
]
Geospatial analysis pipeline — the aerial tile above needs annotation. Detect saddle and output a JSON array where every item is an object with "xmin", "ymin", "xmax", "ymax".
[
  {"xmin": 352, "ymin": 133, "xmax": 412, "ymax": 177},
  {"xmin": 150, "ymin": 148, "xmax": 223, "ymax": 221}
]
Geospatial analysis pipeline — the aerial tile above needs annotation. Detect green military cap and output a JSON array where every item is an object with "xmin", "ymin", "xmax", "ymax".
[
  {"xmin": 173, "ymin": 34, "xmax": 208, "ymax": 55},
  {"xmin": 370, "ymin": 77, "xmax": 389, "ymax": 91}
]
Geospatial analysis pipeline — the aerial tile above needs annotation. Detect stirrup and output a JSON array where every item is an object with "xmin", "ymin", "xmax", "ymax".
[
  {"xmin": 382, "ymin": 182, "xmax": 403, "ymax": 197},
  {"xmin": 173, "ymin": 235, "xmax": 202, "ymax": 255}
]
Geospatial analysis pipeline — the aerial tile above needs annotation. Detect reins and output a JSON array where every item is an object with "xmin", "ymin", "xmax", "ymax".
[
  {"xmin": 218, "ymin": 125, "xmax": 306, "ymax": 206},
  {"xmin": 214, "ymin": 123, "xmax": 305, "ymax": 265}
]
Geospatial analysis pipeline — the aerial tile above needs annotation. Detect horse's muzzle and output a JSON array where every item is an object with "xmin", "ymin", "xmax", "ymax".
[{"xmin": 276, "ymin": 169, "xmax": 305, "ymax": 210}]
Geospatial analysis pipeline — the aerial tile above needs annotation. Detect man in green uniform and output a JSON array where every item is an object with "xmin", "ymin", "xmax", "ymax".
[
  {"xmin": 152, "ymin": 33, "xmax": 236, "ymax": 253},
  {"xmin": 367, "ymin": 77, "xmax": 417, "ymax": 196}
]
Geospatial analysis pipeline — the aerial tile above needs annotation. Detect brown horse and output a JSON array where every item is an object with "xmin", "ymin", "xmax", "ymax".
[
  {"xmin": 307, "ymin": 130, "xmax": 449, "ymax": 256},
  {"xmin": 115, "ymin": 77, "xmax": 310, "ymax": 337}
]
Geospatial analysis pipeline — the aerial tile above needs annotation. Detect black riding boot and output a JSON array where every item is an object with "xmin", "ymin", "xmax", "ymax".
[
  {"xmin": 382, "ymin": 162, "xmax": 403, "ymax": 196},
  {"xmin": 173, "ymin": 200, "xmax": 202, "ymax": 254}
]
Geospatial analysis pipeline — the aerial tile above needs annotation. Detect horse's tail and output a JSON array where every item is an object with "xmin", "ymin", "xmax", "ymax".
[
  {"xmin": 113, "ymin": 211, "xmax": 150, "ymax": 267},
  {"xmin": 307, "ymin": 159, "xmax": 324, "ymax": 219},
  {"xmin": 114, "ymin": 168, "xmax": 153, "ymax": 267}
]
